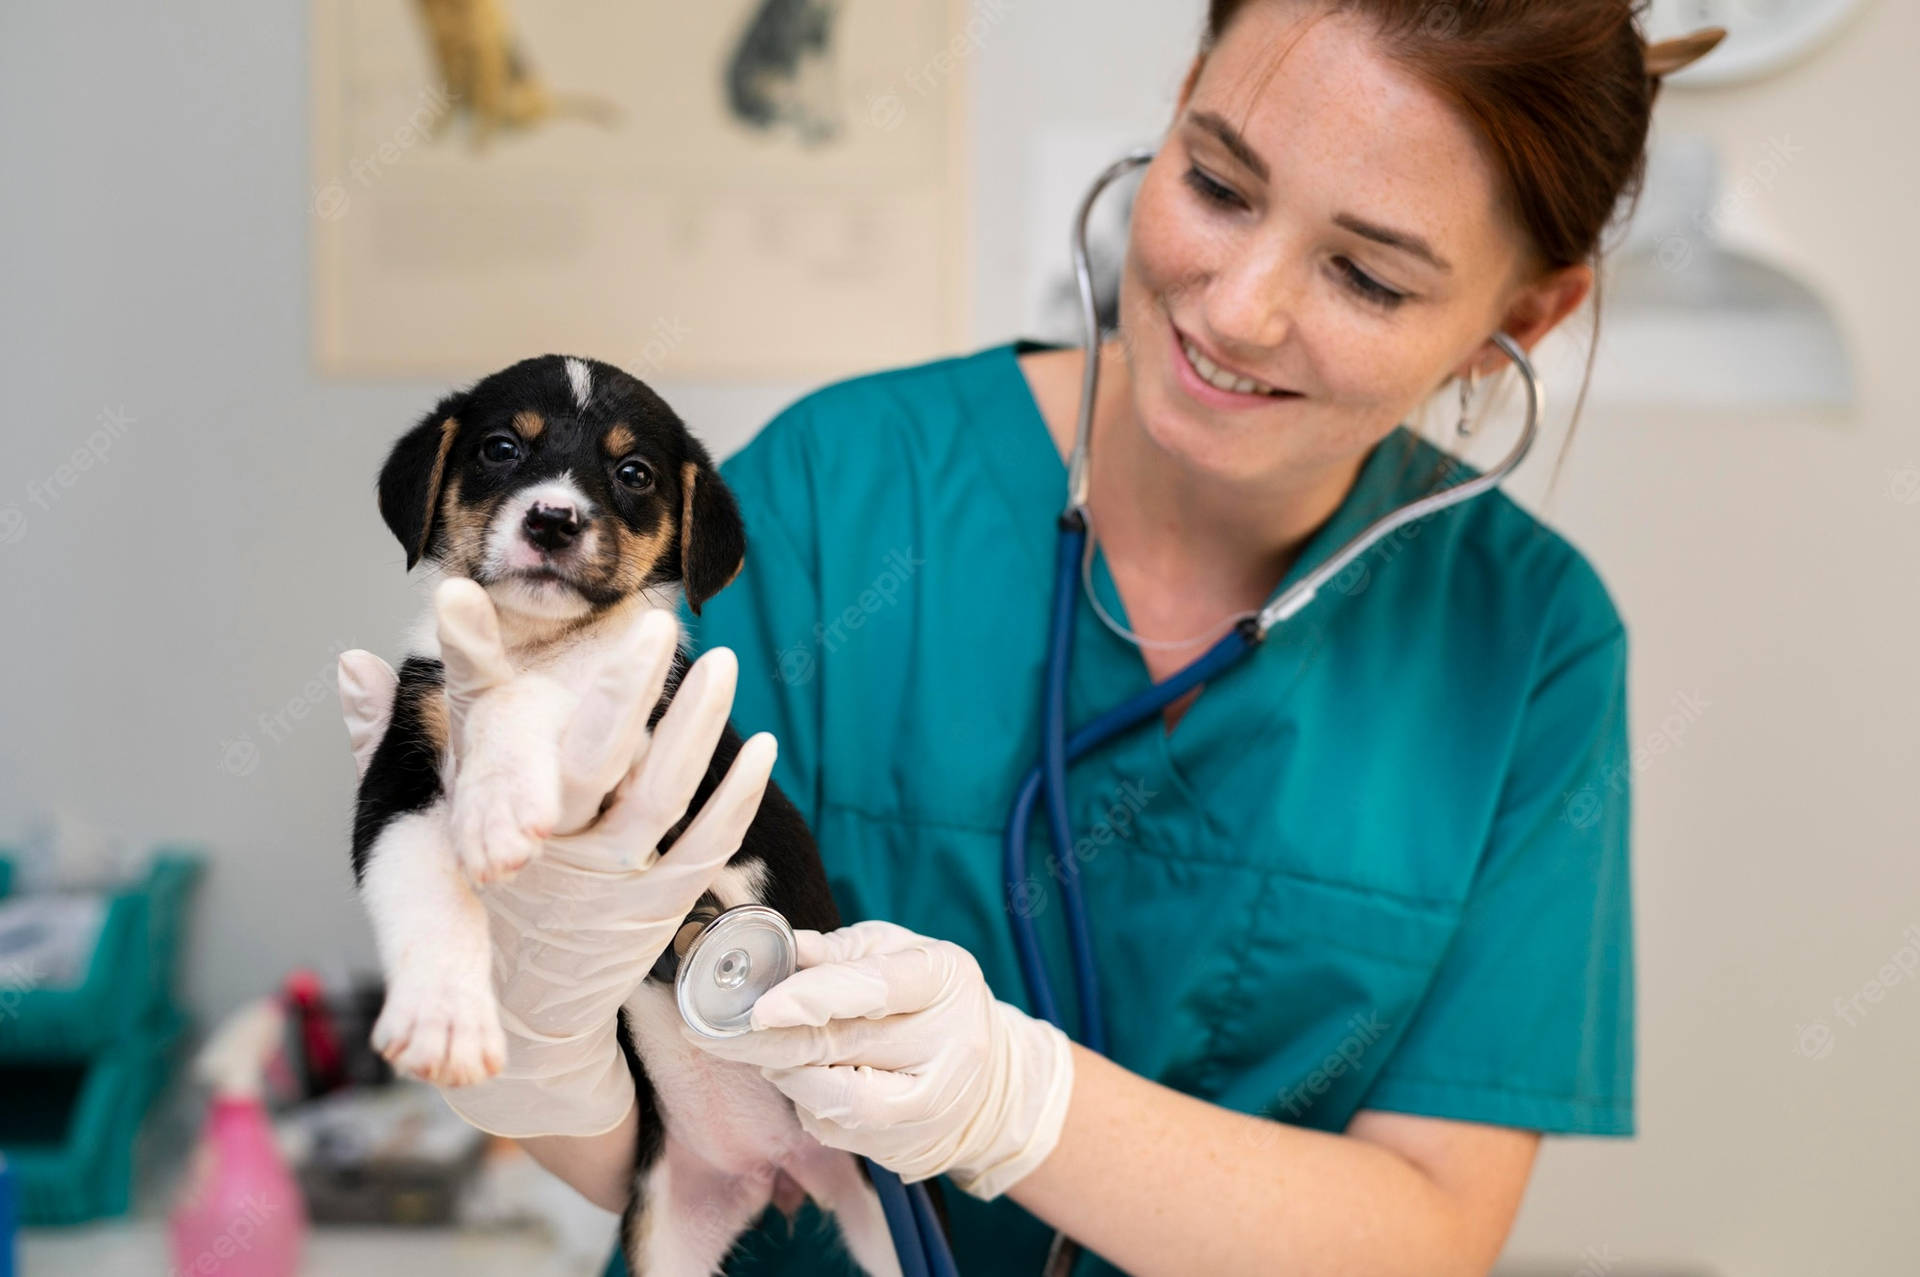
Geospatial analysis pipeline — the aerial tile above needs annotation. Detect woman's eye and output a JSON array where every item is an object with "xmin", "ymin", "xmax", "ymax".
[
  {"xmin": 1335, "ymin": 258, "xmax": 1409, "ymax": 309},
  {"xmin": 481, "ymin": 434, "xmax": 523, "ymax": 464},
  {"xmin": 615, "ymin": 458, "xmax": 655, "ymax": 492},
  {"xmin": 1182, "ymin": 164, "xmax": 1246, "ymax": 210}
]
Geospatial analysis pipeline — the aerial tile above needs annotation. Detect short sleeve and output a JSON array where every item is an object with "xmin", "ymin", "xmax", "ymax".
[
  {"xmin": 684, "ymin": 401, "xmax": 826, "ymax": 833},
  {"xmin": 1360, "ymin": 569, "xmax": 1635, "ymax": 1135}
]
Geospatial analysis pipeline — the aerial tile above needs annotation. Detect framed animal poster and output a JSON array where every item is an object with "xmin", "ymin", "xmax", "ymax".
[{"xmin": 311, "ymin": 0, "xmax": 973, "ymax": 381}]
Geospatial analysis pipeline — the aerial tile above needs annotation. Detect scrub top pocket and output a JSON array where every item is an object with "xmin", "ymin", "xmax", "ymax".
[{"xmin": 1182, "ymin": 868, "xmax": 1464, "ymax": 1131}]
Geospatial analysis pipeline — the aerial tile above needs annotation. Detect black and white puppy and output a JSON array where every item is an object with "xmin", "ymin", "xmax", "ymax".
[{"xmin": 350, "ymin": 355, "xmax": 901, "ymax": 1276}]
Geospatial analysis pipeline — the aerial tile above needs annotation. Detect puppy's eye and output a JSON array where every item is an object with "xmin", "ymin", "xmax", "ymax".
[
  {"xmin": 481, "ymin": 433, "xmax": 523, "ymax": 465},
  {"xmin": 614, "ymin": 458, "xmax": 656, "ymax": 492}
]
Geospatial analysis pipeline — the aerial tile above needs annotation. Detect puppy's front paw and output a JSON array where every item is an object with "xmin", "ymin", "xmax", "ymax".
[
  {"xmin": 451, "ymin": 755, "xmax": 561, "ymax": 885},
  {"xmin": 372, "ymin": 966, "xmax": 507, "ymax": 1088}
]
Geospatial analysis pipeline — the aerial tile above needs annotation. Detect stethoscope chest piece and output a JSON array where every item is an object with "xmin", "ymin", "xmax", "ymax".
[{"xmin": 674, "ymin": 903, "xmax": 798, "ymax": 1038}]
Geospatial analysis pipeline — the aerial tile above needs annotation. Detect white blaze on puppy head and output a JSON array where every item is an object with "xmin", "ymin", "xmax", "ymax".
[{"xmin": 565, "ymin": 356, "xmax": 593, "ymax": 411}]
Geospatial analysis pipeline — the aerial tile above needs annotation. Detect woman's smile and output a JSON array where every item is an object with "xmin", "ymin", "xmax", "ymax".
[{"xmin": 1168, "ymin": 320, "xmax": 1303, "ymax": 410}]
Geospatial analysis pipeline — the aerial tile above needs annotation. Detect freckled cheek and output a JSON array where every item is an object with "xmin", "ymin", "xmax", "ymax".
[
  {"xmin": 1128, "ymin": 172, "xmax": 1229, "ymax": 318},
  {"xmin": 1294, "ymin": 305, "xmax": 1442, "ymax": 428}
]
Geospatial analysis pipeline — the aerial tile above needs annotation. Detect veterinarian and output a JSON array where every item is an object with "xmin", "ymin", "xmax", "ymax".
[{"xmin": 343, "ymin": 3, "xmax": 1721, "ymax": 1273}]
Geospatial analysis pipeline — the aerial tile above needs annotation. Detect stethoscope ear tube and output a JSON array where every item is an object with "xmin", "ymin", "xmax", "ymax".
[
  {"xmin": 1254, "ymin": 330, "xmax": 1545, "ymax": 636},
  {"xmin": 1063, "ymin": 149, "xmax": 1155, "ymax": 516}
]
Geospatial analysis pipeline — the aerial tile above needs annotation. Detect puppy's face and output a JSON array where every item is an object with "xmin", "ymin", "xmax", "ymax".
[{"xmin": 378, "ymin": 355, "xmax": 744, "ymax": 625}]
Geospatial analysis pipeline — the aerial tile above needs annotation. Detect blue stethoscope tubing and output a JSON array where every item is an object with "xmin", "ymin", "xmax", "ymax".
[
  {"xmin": 885, "ymin": 149, "xmax": 1545, "ymax": 1277},
  {"xmin": 867, "ymin": 1162, "xmax": 938, "ymax": 1277}
]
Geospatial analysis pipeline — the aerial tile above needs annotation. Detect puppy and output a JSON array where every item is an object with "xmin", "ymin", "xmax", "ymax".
[{"xmin": 349, "ymin": 355, "xmax": 902, "ymax": 1276}]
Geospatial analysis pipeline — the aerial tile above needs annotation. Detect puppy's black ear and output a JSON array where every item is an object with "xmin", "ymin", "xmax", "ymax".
[
  {"xmin": 378, "ymin": 398, "xmax": 465, "ymax": 569},
  {"xmin": 678, "ymin": 456, "xmax": 745, "ymax": 614}
]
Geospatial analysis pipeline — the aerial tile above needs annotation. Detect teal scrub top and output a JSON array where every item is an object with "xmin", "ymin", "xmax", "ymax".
[{"xmin": 613, "ymin": 342, "xmax": 1633, "ymax": 1277}]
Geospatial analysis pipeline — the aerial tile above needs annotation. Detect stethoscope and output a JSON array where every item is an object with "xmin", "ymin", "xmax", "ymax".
[{"xmin": 674, "ymin": 148, "xmax": 1545, "ymax": 1277}]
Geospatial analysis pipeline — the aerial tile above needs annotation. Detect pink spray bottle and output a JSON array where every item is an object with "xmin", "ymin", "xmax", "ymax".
[{"xmin": 168, "ymin": 997, "xmax": 307, "ymax": 1276}]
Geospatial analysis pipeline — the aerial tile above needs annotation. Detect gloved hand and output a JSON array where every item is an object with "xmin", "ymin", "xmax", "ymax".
[
  {"xmin": 339, "ymin": 581, "xmax": 776, "ymax": 1138},
  {"xmin": 686, "ymin": 919, "xmax": 1075, "ymax": 1200}
]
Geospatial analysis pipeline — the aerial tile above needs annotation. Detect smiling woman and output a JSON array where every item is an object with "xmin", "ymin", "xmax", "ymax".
[
  {"xmin": 364, "ymin": 4, "xmax": 1723, "ymax": 1276},
  {"xmin": 1101, "ymin": 0, "xmax": 1662, "ymax": 517}
]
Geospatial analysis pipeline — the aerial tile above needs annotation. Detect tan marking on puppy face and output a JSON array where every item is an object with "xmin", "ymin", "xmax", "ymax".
[
  {"xmin": 414, "ymin": 417, "xmax": 460, "ymax": 565},
  {"xmin": 601, "ymin": 422, "xmax": 636, "ymax": 458},
  {"xmin": 435, "ymin": 474, "xmax": 495, "ymax": 578},
  {"xmin": 605, "ymin": 521, "xmax": 671, "ymax": 596},
  {"xmin": 512, "ymin": 410, "xmax": 545, "ymax": 440}
]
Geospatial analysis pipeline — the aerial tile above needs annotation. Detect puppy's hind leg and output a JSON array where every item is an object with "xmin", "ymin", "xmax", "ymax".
[
  {"xmin": 621, "ymin": 1136, "xmax": 774, "ymax": 1277},
  {"xmin": 362, "ymin": 806, "xmax": 506, "ymax": 1086},
  {"xmin": 783, "ymin": 1146, "xmax": 905, "ymax": 1277}
]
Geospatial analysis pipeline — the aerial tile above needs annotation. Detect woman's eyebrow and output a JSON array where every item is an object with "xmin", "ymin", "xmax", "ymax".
[
  {"xmin": 1333, "ymin": 213, "xmax": 1452, "ymax": 273},
  {"xmin": 1189, "ymin": 110, "xmax": 1451, "ymax": 274},
  {"xmin": 1188, "ymin": 110, "xmax": 1269, "ymax": 182}
]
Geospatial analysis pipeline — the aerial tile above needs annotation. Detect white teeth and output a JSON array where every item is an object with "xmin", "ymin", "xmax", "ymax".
[{"xmin": 1182, "ymin": 337, "xmax": 1281, "ymax": 397}]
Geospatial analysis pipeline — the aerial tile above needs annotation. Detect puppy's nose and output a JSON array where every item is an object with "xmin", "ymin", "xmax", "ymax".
[{"xmin": 522, "ymin": 502, "xmax": 583, "ymax": 551}]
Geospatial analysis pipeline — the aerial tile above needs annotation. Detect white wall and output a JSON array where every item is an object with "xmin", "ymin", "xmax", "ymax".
[
  {"xmin": 2, "ymin": 1, "xmax": 1916, "ymax": 1272},
  {"xmin": 0, "ymin": 1, "xmax": 808, "ymax": 1026},
  {"xmin": 1490, "ymin": 8, "xmax": 1920, "ymax": 1271}
]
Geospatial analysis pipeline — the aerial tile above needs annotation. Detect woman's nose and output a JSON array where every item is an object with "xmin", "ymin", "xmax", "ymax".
[{"xmin": 1202, "ymin": 242, "xmax": 1297, "ymax": 354}]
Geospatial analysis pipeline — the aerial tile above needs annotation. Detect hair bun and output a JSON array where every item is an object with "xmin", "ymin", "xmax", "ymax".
[{"xmin": 1645, "ymin": 26, "xmax": 1729, "ymax": 79}]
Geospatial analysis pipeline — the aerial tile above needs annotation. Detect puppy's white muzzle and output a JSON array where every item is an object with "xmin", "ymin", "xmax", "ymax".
[{"xmin": 483, "ymin": 478, "xmax": 601, "ymax": 619}]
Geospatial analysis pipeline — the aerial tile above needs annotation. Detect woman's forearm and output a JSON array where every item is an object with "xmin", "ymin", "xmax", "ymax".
[
  {"xmin": 517, "ymin": 1101, "xmax": 639, "ymax": 1214},
  {"xmin": 1008, "ymin": 1045, "xmax": 1526, "ymax": 1277}
]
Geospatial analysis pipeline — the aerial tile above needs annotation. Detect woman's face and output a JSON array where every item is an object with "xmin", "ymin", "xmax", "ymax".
[{"xmin": 1118, "ymin": 1, "xmax": 1586, "ymax": 490}]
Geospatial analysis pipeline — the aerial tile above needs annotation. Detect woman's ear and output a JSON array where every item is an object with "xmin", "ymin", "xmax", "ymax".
[
  {"xmin": 1460, "ymin": 263, "xmax": 1594, "ymax": 378},
  {"xmin": 678, "ymin": 457, "xmax": 745, "ymax": 614},
  {"xmin": 378, "ymin": 395, "xmax": 466, "ymax": 569}
]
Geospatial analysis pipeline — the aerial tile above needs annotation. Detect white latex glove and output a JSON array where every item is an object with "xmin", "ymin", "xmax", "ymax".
[
  {"xmin": 339, "ymin": 582, "xmax": 776, "ymax": 1138},
  {"xmin": 686, "ymin": 919, "xmax": 1075, "ymax": 1200}
]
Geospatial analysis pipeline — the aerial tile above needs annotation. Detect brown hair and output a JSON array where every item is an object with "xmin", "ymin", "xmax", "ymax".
[{"xmin": 1200, "ymin": 0, "xmax": 1721, "ymax": 490}]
